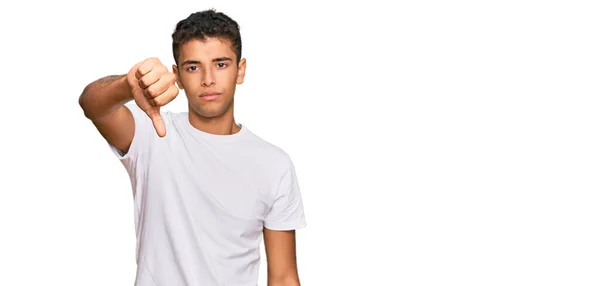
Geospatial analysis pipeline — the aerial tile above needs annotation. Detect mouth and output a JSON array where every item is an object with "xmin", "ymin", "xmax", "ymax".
[{"xmin": 199, "ymin": 92, "xmax": 221, "ymax": 101}]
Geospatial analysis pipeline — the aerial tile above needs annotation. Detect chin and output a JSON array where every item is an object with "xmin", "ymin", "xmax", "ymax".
[
  {"xmin": 199, "ymin": 111, "xmax": 223, "ymax": 118},
  {"xmin": 189, "ymin": 98, "xmax": 233, "ymax": 118},
  {"xmin": 191, "ymin": 105, "xmax": 227, "ymax": 119}
]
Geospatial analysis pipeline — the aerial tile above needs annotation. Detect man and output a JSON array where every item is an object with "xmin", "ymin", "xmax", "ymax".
[{"xmin": 78, "ymin": 9, "xmax": 306, "ymax": 286}]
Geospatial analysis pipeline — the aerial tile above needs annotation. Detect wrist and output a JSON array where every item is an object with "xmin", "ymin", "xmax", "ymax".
[{"xmin": 115, "ymin": 75, "xmax": 134, "ymax": 103}]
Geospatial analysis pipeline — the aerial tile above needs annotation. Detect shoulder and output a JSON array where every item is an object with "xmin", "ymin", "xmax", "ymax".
[
  {"xmin": 123, "ymin": 103, "xmax": 188, "ymax": 142},
  {"xmin": 160, "ymin": 109, "xmax": 187, "ymax": 127},
  {"xmin": 244, "ymin": 128, "xmax": 294, "ymax": 170},
  {"xmin": 248, "ymin": 128, "xmax": 291, "ymax": 160},
  {"xmin": 124, "ymin": 102, "xmax": 185, "ymax": 117},
  {"xmin": 123, "ymin": 103, "xmax": 185, "ymax": 127}
]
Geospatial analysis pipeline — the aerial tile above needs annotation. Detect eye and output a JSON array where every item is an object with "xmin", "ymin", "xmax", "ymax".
[
  {"xmin": 217, "ymin": 63, "xmax": 228, "ymax": 68},
  {"xmin": 186, "ymin": 66, "xmax": 198, "ymax": 72}
]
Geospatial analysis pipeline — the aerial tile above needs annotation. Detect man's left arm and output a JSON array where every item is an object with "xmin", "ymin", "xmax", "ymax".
[
  {"xmin": 263, "ymin": 158, "xmax": 306, "ymax": 286},
  {"xmin": 264, "ymin": 228, "xmax": 301, "ymax": 286}
]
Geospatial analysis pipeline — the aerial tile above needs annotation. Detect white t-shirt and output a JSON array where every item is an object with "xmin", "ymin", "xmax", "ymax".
[{"xmin": 108, "ymin": 103, "xmax": 307, "ymax": 286}]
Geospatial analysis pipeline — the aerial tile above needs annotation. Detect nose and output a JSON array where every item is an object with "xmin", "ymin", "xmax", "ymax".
[{"xmin": 201, "ymin": 70, "xmax": 215, "ymax": 87}]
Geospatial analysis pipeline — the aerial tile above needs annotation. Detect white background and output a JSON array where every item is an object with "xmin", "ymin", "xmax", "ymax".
[{"xmin": 1, "ymin": 0, "xmax": 599, "ymax": 285}]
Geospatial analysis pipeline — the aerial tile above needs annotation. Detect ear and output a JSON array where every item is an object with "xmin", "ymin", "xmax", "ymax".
[
  {"xmin": 172, "ymin": 64, "xmax": 183, "ymax": 89},
  {"xmin": 236, "ymin": 58, "xmax": 246, "ymax": 84}
]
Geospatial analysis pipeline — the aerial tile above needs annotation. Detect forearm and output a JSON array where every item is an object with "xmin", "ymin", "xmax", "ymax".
[
  {"xmin": 267, "ymin": 276, "xmax": 301, "ymax": 286},
  {"xmin": 79, "ymin": 74, "xmax": 133, "ymax": 120}
]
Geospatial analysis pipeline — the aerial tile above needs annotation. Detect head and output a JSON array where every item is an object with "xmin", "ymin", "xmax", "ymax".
[{"xmin": 171, "ymin": 9, "xmax": 246, "ymax": 119}]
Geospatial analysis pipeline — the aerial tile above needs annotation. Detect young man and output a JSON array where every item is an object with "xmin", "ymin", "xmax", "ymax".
[{"xmin": 78, "ymin": 9, "xmax": 306, "ymax": 286}]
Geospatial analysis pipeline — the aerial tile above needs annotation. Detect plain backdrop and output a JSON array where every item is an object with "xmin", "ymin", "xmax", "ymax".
[{"xmin": 1, "ymin": 0, "xmax": 599, "ymax": 285}]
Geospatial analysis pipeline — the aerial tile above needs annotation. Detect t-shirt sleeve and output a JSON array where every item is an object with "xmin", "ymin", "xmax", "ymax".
[
  {"xmin": 108, "ymin": 102, "xmax": 154, "ymax": 172},
  {"xmin": 264, "ymin": 158, "xmax": 307, "ymax": 231}
]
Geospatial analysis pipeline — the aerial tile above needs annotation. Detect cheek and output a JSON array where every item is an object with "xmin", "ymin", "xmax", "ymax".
[
  {"xmin": 218, "ymin": 70, "xmax": 238, "ymax": 84},
  {"xmin": 180, "ymin": 75, "xmax": 201, "ymax": 90}
]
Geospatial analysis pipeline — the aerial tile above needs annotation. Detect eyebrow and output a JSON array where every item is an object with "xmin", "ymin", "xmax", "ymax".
[{"xmin": 181, "ymin": 57, "xmax": 233, "ymax": 65}]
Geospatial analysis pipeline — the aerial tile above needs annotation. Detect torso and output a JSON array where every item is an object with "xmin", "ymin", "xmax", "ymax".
[{"xmin": 129, "ymin": 111, "xmax": 291, "ymax": 285}]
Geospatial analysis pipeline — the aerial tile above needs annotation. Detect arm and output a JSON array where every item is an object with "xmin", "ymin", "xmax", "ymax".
[
  {"xmin": 78, "ymin": 74, "xmax": 136, "ymax": 154},
  {"xmin": 263, "ymin": 228, "xmax": 301, "ymax": 286},
  {"xmin": 78, "ymin": 57, "xmax": 179, "ymax": 153}
]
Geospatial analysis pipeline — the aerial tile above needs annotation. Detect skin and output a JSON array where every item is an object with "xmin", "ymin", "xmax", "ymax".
[
  {"xmin": 174, "ymin": 37, "xmax": 301, "ymax": 286},
  {"xmin": 79, "ymin": 37, "xmax": 301, "ymax": 286},
  {"xmin": 264, "ymin": 229, "xmax": 302, "ymax": 286},
  {"xmin": 172, "ymin": 38, "xmax": 245, "ymax": 136}
]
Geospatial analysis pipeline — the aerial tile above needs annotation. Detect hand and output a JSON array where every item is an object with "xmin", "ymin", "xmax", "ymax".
[{"xmin": 126, "ymin": 57, "xmax": 179, "ymax": 137}]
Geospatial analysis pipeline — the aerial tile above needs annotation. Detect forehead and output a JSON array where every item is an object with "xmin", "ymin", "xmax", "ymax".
[{"xmin": 178, "ymin": 37, "xmax": 235, "ymax": 63}]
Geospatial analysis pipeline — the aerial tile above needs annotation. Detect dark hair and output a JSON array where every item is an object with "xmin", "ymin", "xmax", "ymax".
[{"xmin": 171, "ymin": 9, "xmax": 242, "ymax": 65}]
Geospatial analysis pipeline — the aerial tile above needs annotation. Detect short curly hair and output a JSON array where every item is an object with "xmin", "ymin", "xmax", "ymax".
[{"xmin": 171, "ymin": 9, "xmax": 242, "ymax": 65}]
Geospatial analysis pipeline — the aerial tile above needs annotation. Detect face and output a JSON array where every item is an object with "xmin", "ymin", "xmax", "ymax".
[{"xmin": 173, "ymin": 37, "xmax": 246, "ymax": 119}]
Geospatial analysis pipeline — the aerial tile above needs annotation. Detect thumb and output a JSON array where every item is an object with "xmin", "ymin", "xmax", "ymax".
[{"xmin": 146, "ymin": 108, "xmax": 166, "ymax": 137}]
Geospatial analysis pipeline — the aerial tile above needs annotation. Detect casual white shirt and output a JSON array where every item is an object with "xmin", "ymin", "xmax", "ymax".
[{"xmin": 109, "ymin": 103, "xmax": 307, "ymax": 286}]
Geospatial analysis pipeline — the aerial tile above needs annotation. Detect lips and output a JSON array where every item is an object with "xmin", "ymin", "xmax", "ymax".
[{"xmin": 199, "ymin": 92, "xmax": 221, "ymax": 100}]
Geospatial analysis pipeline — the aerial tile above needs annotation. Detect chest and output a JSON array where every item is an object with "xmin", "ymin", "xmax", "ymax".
[{"xmin": 146, "ymin": 137, "xmax": 274, "ymax": 223}]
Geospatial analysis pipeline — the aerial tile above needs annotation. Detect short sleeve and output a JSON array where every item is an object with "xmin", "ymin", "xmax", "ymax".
[
  {"xmin": 108, "ymin": 102, "xmax": 153, "ymax": 171},
  {"xmin": 264, "ymin": 159, "xmax": 307, "ymax": 230}
]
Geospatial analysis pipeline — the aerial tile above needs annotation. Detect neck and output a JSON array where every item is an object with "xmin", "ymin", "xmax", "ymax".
[{"xmin": 187, "ymin": 106, "xmax": 241, "ymax": 135}]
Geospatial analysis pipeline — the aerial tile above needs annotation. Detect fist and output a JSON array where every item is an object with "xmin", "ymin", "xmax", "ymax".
[{"xmin": 126, "ymin": 57, "xmax": 179, "ymax": 137}]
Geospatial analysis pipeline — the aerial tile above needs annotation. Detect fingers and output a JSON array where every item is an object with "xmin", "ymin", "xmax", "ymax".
[
  {"xmin": 141, "ymin": 73, "xmax": 177, "ymax": 100},
  {"xmin": 143, "ymin": 85, "xmax": 178, "ymax": 138},
  {"xmin": 133, "ymin": 57, "xmax": 177, "ymax": 104},
  {"xmin": 135, "ymin": 57, "xmax": 161, "ymax": 80},
  {"xmin": 146, "ymin": 109, "xmax": 166, "ymax": 137},
  {"xmin": 129, "ymin": 57, "xmax": 179, "ymax": 138},
  {"xmin": 148, "ymin": 84, "xmax": 179, "ymax": 107},
  {"xmin": 137, "ymin": 68, "xmax": 161, "ymax": 90}
]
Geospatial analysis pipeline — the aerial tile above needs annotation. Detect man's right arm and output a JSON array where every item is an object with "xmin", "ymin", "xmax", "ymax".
[
  {"xmin": 79, "ymin": 58, "xmax": 179, "ymax": 154},
  {"xmin": 78, "ymin": 74, "xmax": 136, "ymax": 154}
]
